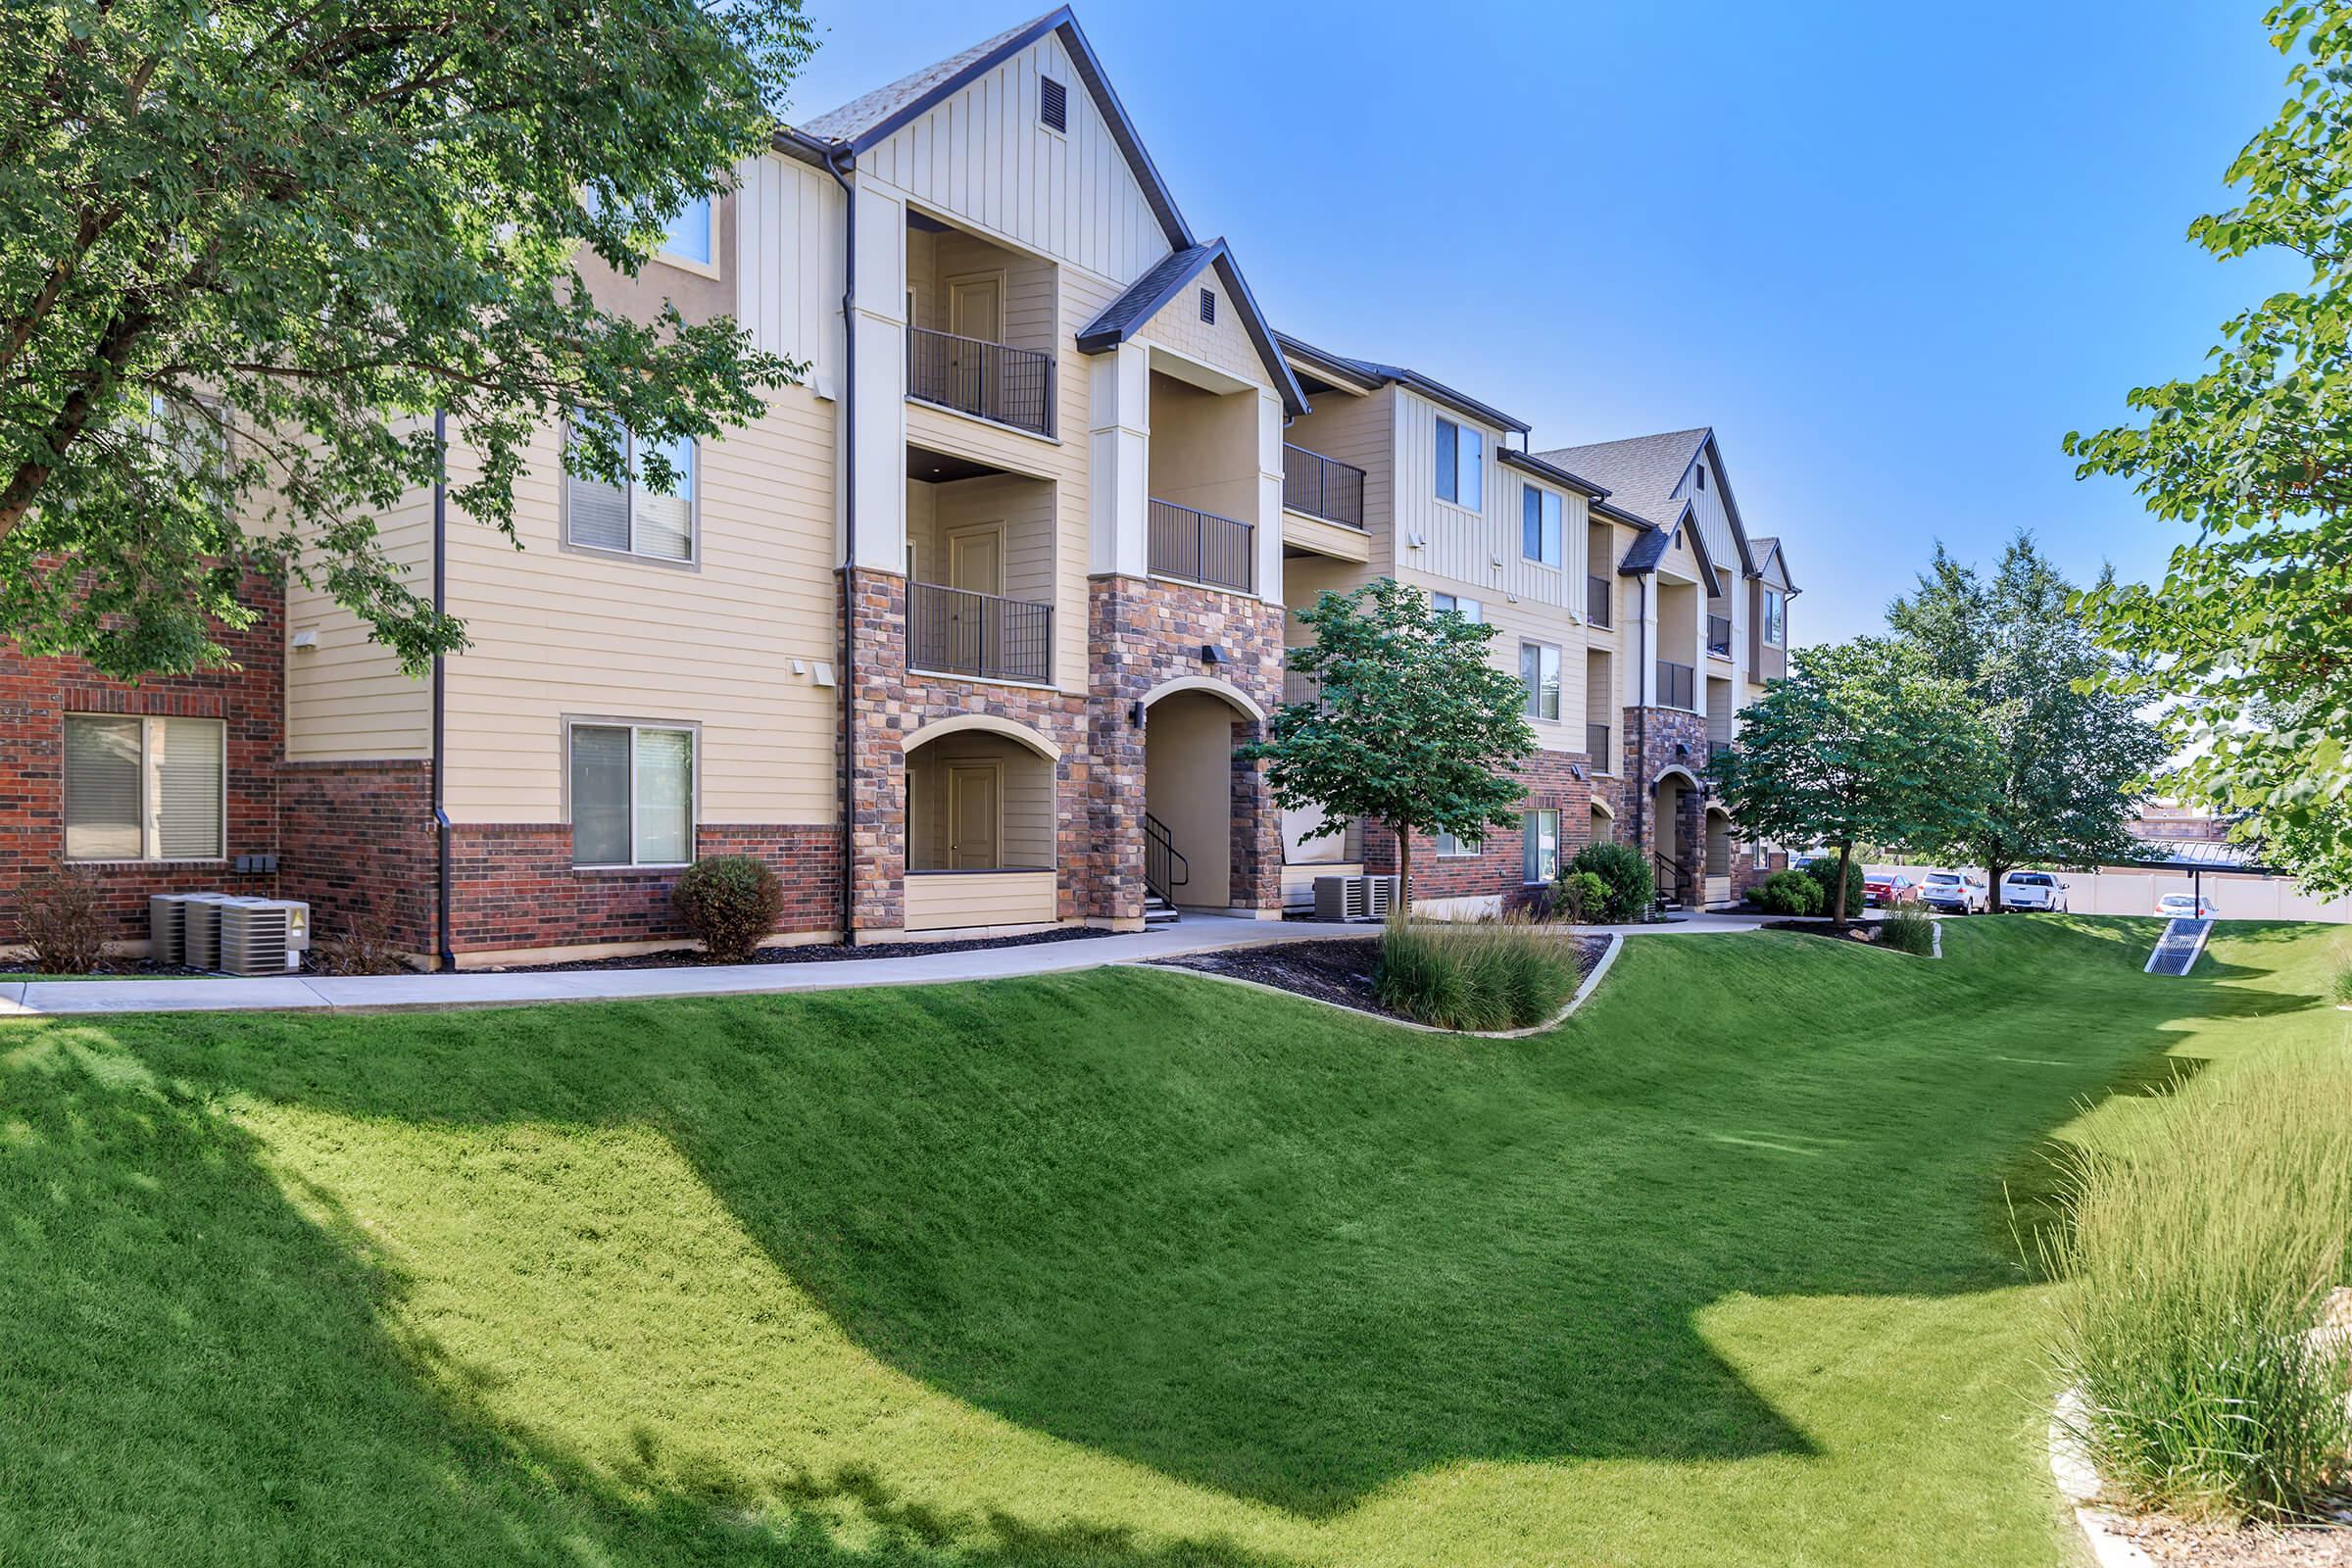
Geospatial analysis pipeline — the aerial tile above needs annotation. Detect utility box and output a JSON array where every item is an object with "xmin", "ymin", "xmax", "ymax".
[
  {"xmin": 1312, "ymin": 875, "xmax": 1400, "ymax": 922},
  {"xmin": 179, "ymin": 893, "xmax": 240, "ymax": 969},
  {"xmin": 148, "ymin": 894, "xmax": 193, "ymax": 966},
  {"xmin": 218, "ymin": 900, "xmax": 312, "ymax": 975}
]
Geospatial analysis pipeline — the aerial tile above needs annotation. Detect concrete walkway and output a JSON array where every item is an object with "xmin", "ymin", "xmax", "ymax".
[{"xmin": 0, "ymin": 908, "xmax": 1769, "ymax": 1018}]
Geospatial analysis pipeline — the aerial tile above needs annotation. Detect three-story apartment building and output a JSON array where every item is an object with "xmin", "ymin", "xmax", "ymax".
[{"xmin": 0, "ymin": 7, "xmax": 1798, "ymax": 964}]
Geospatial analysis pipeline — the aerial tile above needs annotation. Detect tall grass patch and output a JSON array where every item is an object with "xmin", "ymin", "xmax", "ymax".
[
  {"xmin": 2045, "ymin": 1046, "xmax": 2352, "ymax": 1523},
  {"xmin": 1879, "ymin": 908, "xmax": 1936, "ymax": 956},
  {"xmin": 1375, "ymin": 914, "xmax": 1581, "ymax": 1031}
]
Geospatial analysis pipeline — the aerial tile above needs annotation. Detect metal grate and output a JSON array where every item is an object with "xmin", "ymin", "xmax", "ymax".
[{"xmin": 1040, "ymin": 75, "xmax": 1067, "ymax": 131}]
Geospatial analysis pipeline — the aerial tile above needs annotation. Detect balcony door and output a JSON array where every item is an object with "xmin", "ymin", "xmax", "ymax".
[
  {"xmin": 948, "ymin": 274, "xmax": 1003, "ymax": 415},
  {"xmin": 948, "ymin": 762, "xmax": 1002, "ymax": 870},
  {"xmin": 944, "ymin": 523, "xmax": 1003, "ymax": 672}
]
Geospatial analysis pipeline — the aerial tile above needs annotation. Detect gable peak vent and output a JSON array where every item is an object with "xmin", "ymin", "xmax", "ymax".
[
  {"xmin": 1040, "ymin": 75, "xmax": 1068, "ymax": 132},
  {"xmin": 1199, "ymin": 287, "xmax": 1216, "ymax": 324}
]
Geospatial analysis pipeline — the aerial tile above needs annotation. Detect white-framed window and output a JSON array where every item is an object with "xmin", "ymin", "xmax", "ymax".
[
  {"xmin": 1430, "ymin": 592, "xmax": 1484, "ymax": 623},
  {"xmin": 568, "ymin": 721, "xmax": 697, "ymax": 868},
  {"xmin": 1753, "ymin": 838, "xmax": 1768, "ymax": 870},
  {"xmin": 1434, "ymin": 416, "xmax": 1483, "ymax": 511},
  {"xmin": 661, "ymin": 193, "xmax": 713, "ymax": 268},
  {"xmin": 564, "ymin": 415, "xmax": 696, "ymax": 564},
  {"xmin": 1433, "ymin": 829, "xmax": 1482, "ymax": 858},
  {"xmin": 63, "ymin": 714, "xmax": 225, "ymax": 862},
  {"xmin": 1522, "ymin": 483, "xmax": 1563, "ymax": 567},
  {"xmin": 1523, "ymin": 808, "xmax": 1560, "ymax": 884},
  {"xmin": 1521, "ymin": 640, "xmax": 1561, "ymax": 721},
  {"xmin": 1763, "ymin": 588, "xmax": 1787, "ymax": 647}
]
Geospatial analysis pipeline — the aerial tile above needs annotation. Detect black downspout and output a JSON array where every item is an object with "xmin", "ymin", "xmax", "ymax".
[
  {"xmin": 825, "ymin": 150, "xmax": 859, "ymax": 945},
  {"xmin": 431, "ymin": 408, "xmax": 455, "ymax": 970},
  {"xmin": 1632, "ymin": 573, "xmax": 1649, "ymax": 861}
]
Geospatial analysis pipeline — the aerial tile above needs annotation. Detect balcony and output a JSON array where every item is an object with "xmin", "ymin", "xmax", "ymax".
[
  {"xmin": 1149, "ymin": 498, "xmax": 1254, "ymax": 593},
  {"xmin": 1707, "ymin": 613, "xmax": 1733, "ymax": 658},
  {"xmin": 1656, "ymin": 660, "xmax": 1696, "ymax": 711},
  {"xmin": 1588, "ymin": 575, "xmax": 1612, "ymax": 627},
  {"xmin": 1283, "ymin": 444, "xmax": 1366, "ymax": 528},
  {"xmin": 1587, "ymin": 722, "xmax": 1611, "ymax": 773},
  {"xmin": 908, "ymin": 581, "xmax": 1053, "ymax": 685},
  {"xmin": 906, "ymin": 326, "xmax": 1054, "ymax": 438}
]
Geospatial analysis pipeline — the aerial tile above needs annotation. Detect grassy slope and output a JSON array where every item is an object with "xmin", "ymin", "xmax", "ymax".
[{"xmin": 1, "ymin": 917, "xmax": 2343, "ymax": 1567}]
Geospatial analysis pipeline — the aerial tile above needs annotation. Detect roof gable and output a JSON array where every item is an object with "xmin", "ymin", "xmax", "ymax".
[
  {"xmin": 1535, "ymin": 428, "xmax": 1707, "ymax": 531},
  {"xmin": 1076, "ymin": 240, "xmax": 1307, "ymax": 416}
]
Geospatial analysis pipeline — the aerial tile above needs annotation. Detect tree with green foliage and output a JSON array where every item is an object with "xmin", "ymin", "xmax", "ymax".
[
  {"xmin": 1243, "ymin": 579, "xmax": 1535, "ymax": 904},
  {"xmin": 1710, "ymin": 639, "xmax": 1996, "ymax": 927},
  {"xmin": 2066, "ymin": 2, "xmax": 2352, "ymax": 896},
  {"xmin": 1887, "ymin": 534, "xmax": 2167, "ymax": 910},
  {"xmin": 1, "ymin": 0, "xmax": 811, "ymax": 680}
]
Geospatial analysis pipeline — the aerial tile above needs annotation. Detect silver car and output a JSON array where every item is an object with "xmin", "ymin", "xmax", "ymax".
[
  {"xmin": 2000, "ymin": 870, "xmax": 2069, "ymax": 912},
  {"xmin": 1920, "ymin": 869, "xmax": 1988, "ymax": 913}
]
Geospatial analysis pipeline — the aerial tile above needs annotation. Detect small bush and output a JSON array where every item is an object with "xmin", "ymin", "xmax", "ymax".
[
  {"xmin": 1752, "ymin": 868, "xmax": 1823, "ymax": 917},
  {"xmin": 1375, "ymin": 914, "xmax": 1580, "ymax": 1031},
  {"xmin": 1551, "ymin": 869, "xmax": 1614, "ymax": 925},
  {"xmin": 314, "ymin": 903, "xmax": 409, "ymax": 976},
  {"xmin": 17, "ymin": 862, "xmax": 108, "ymax": 974},
  {"xmin": 671, "ymin": 856, "xmax": 783, "ymax": 962},
  {"xmin": 1569, "ymin": 842, "xmax": 1653, "ymax": 924},
  {"xmin": 1803, "ymin": 857, "xmax": 1865, "ymax": 920},
  {"xmin": 2331, "ymin": 958, "xmax": 2352, "ymax": 1007},
  {"xmin": 2046, "ymin": 1047, "xmax": 2352, "ymax": 1524},
  {"xmin": 1878, "ymin": 908, "xmax": 1935, "ymax": 956}
]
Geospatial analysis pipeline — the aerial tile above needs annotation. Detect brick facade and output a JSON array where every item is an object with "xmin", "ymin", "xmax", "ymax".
[
  {"xmin": 278, "ymin": 760, "xmax": 435, "ymax": 953},
  {"xmin": 1362, "ymin": 747, "xmax": 1596, "ymax": 905},
  {"xmin": 0, "ymin": 580, "xmax": 284, "ymax": 947}
]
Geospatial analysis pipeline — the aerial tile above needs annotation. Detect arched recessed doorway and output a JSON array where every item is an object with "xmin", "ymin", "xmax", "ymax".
[
  {"xmin": 1141, "ymin": 676, "xmax": 1265, "ymax": 912},
  {"xmin": 1651, "ymin": 765, "xmax": 1703, "ymax": 906},
  {"xmin": 902, "ymin": 715, "xmax": 1060, "ymax": 932}
]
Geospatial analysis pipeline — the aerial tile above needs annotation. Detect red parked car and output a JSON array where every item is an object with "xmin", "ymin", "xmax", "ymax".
[{"xmin": 1864, "ymin": 871, "xmax": 1921, "ymax": 907}]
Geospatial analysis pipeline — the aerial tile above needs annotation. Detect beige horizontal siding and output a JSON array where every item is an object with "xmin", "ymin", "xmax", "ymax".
[{"xmin": 904, "ymin": 869, "xmax": 1057, "ymax": 931}]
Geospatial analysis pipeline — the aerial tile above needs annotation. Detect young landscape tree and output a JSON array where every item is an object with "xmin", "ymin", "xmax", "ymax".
[
  {"xmin": 1243, "ymin": 579, "xmax": 1536, "ymax": 904},
  {"xmin": 2066, "ymin": 2, "xmax": 2352, "ymax": 896},
  {"xmin": 1, "ymin": 0, "xmax": 812, "ymax": 681},
  {"xmin": 1710, "ymin": 638, "xmax": 1996, "ymax": 928},
  {"xmin": 1887, "ymin": 534, "xmax": 2168, "ymax": 910}
]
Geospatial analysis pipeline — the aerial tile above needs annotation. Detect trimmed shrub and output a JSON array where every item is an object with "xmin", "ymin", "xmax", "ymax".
[
  {"xmin": 16, "ymin": 862, "xmax": 108, "ymax": 975},
  {"xmin": 671, "ymin": 855, "xmax": 783, "ymax": 962},
  {"xmin": 1878, "ymin": 908, "xmax": 1935, "ymax": 956},
  {"xmin": 1552, "ymin": 869, "xmax": 1614, "ymax": 925},
  {"xmin": 1751, "ymin": 868, "xmax": 1823, "ymax": 917},
  {"xmin": 1803, "ymin": 857, "xmax": 1866, "ymax": 920},
  {"xmin": 1375, "ymin": 914, "xmax": 1581, "ymax": 1031},
  {"xmin": 2046, "ymin": 1046, "xmax": 2352, "ymax": 1523},
  {"xmin": 1569, "ymin": 842, "xmax": 1654, "ymax": 924}
]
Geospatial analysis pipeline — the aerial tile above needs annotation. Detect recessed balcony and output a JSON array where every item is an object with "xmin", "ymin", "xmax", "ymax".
[
  {"xmin": 906, "ymin": 326, "xmax": 1054, "ymax": 438},
  {"xmin": 1282, "ymin": 444, "xmax": 1365, "ymax": 529},
  {"xmin": 1149, "ymin": 499, "xmax": 1254, "ymax": 593}
]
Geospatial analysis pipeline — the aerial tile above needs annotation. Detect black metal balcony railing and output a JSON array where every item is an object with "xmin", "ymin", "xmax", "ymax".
[
  {"xmin": 906, "ymin": 326, "xmax": 1054, "ymax": 438},
  {"xmin": 1283, "ymin": 667, "xmax": 1322, "ymax": 708},
  {"xmin": 1710, "ymin": 739, "xmax": 1733, "ymax": 763},
  {"xmin": 1148, "ymin": 499, "xmax": 1254, "ymax": 592},
  {"xmin": 1587, "ymin": 574, "xmax": 1612, "ymax": 627},
  {"xmin": 1707, "ymin": 613, "xmax": 1733, "ymax": 657},
  {"xmin": 1656, "ymin": 659, "xmax": 1696, "ymax": 711},
  {"xmin": 1587, "ymin": 722, "xmax": 1611, "ymax": 773},
  {"xmin": 907, "ymin": 581, "xmax": 1053, "ymax": 685},
  {"xmin": 1282, "ymin": 444, "xmax": 1367, "ymax": 528}
]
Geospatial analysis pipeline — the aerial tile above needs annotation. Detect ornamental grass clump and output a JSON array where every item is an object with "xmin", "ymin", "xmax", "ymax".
[
  {"xmin": 1375, "ymin": 913, "xmax": 1580, "ymax": 1032},
  {"xmin": 1878, "ymin": 908, "xmax": 1936, "ymax": 956},
  {"xmin": 2331, "ymin": 956, "xmax": 2352, "ymax": 1008},
  {"xmin": 2044, "ymin": 1047, "xmax": 2352, "ymax": 1524}
]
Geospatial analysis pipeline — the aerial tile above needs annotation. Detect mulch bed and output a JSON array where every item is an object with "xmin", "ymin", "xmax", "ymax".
[
  {"xmin": 2104, "ymin": 1511, "xmax": 2352, "ymax": 1567},
  {"xmin": 1152, "ymin": 931, "xmax": 1612, "ymax": 1025},
  {"xmin": 1756, "ymin": 918, "xmax": 1897, "ymax": 947}
]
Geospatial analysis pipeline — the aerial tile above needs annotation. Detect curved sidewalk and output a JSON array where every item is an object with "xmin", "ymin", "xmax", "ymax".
[{"xmin": 0, "ymin": 909, "xmax": 1769, "ymax": 1018}]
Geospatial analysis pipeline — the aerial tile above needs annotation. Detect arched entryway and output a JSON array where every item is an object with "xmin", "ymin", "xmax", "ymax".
[
  {"xmin": 1651, "ymin": 765, "xmax": 1703, "ymax": 907},
  {"xmin": 1141, "ymin": 676, "xmax": 1265, "ymax": 912},
  {"xmin": 1704, "ymin": 804, "xmax": 1735, "ymax": 906},
  {"xmin": 902, "ymin": 714, "xmax": 1060, "ymax": 932}
]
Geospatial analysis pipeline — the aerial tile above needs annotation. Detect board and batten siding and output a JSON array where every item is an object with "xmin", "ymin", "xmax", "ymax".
[
  {"xmin": 1390, "ymin": 390, "xmax": 1588, "ymax": 613},
  {"xmin": 735, "ymin": 153, "xmax": 843, "ymax": 395},
  {"xmin": 852, "ymin": 32, "xmax": 1171, "ymax": 291},
  {"xmin": 437, "ymin": 392, "xmax": 842, "ymax": 827}
]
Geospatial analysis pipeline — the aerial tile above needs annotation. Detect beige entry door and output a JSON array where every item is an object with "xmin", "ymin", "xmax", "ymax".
[
  {"xmin": 943, "ymin": 525, "xmax": 1002, "ymax": 670},
  {"xmin": 948, "ymin": 276, "xmax": 1003, "ymax": 414},
  {"xmin": 948, "ymin": 763, "xmax": 1001, "ymax": 870}
]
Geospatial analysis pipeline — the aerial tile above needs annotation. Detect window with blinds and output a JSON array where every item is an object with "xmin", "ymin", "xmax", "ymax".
[
  {"xmin": 63, "ymin": 714, "xmax": 225, "ymax": 861},
  {"xmin": 569, "ymin": 722, "xmax": 696, "ymax": 867},
  {"xmin": 564, "ymin": 416, "xmax": 695, "ymax": 564}
]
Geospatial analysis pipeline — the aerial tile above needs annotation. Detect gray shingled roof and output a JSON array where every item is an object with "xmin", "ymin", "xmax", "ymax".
[
  {"xmin": 1535, "ymin": 428, "xmax": 1710, "ymax": 530},
  {"xmin": 1074, "ymin": 244, "xmax": 1215, "ymax": 349},
  {"xmin": 1752, "ymin": 534, "xmax": 1797, "ymax": 591},
  {"xmin": 797, "ymin": 13, "xmax": 1055, "ymax": 142}
]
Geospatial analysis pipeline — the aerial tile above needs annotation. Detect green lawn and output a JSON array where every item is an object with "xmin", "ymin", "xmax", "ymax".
[{"xmin": 2, "ymin": 917, "xmax": 2343, "ymax": 1567}]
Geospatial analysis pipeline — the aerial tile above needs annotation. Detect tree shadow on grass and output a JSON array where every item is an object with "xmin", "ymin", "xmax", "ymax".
[{"xmin": 0, "ymin": 916, "xmax": 2308, "ymax": 1529}]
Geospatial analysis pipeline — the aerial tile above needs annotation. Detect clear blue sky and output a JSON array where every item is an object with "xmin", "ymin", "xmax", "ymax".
[{"xmin": 784, "ymin": 1, "xmax": 2304, "ymax": 646}]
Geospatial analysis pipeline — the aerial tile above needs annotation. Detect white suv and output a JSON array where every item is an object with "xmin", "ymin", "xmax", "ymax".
[
  {"xmin": 2000, "ymin": 870, "xmax": 2069, "ymax": 912},
  {"xmin": 1920, "ymin": 870, "xmax": 1988, "ymax": 913}
]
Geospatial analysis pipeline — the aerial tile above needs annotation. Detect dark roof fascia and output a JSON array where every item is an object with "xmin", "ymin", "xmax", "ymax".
[
  {"xmin": 1270, "ymin": 331, "xmax": 1527, "ymax": 434},
  {"xmin": 825, "ymin": 9, "xmax": 1193, "ymax": 252},
  {"xmin": 1755, "ymin": 537, "xmax": 1798, "ymax": 594},
  {"xmin": 1075, "ymin": 240, "xmax": 1308, "ymax": 417},
  {"xmin": 1592, "ymin": 496, "xmax": 1655, "ymax": 530},
  {"xmin": 1689, "ymin": 430, "xmax": 1759, "ymax": 576},
  {"xmin": 1498, "ymin": 446, "xmax": 1610, "ymax": 501},
  {"xmin": 770, "ymin": 125, "xmax": 838, "ymax": 166},
  {"xmin": 1273, "ymin": 332, "xmax": 1383, "ymax": 394}
]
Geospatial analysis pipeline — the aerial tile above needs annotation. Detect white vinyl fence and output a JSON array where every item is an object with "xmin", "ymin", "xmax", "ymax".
[{"xmin": 1870, "ymin": 863, "xmax": 2352, "ymax": 923}]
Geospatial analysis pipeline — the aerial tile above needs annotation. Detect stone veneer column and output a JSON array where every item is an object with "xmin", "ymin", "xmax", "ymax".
[
  {"xmin": 1227, "ymin": 717, "xmax": 1283, "ymax": 913},
  {"xmin": 846, "ymin": 566, "xmax": 908, "ymax": 934}
]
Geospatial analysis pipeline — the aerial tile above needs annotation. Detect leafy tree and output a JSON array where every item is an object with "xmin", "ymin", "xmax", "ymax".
[
  {"xmin": 1244, "ymin": 580, "xmax": 1535, "ymax": 904},
  {"xmin": 1887, "ymin": 534, "xmax": 2167, "ymax": 910},
  {"xmin": 1, "ymin": 0, "xmax": 811, "ymax": 679},
  {"xmin": 1710, "ymin": 639, "xmax": 1995, "ymax": 927},
  {"xmin": 2065, "ymin": 2, "xmax": 2352, "ymax": 895}
]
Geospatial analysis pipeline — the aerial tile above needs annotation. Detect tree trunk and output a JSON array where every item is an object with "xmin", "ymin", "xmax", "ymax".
[
  {"xmin": 1831, "ymin": 841, "xmax": 1855, "ymax": 929},
  {"xmin": 1986, "ymin": 862, "xmax": 2007, "ymax": 915},
  {"xmin": 1393, "ymin": 820, "xmax": 1412, "ymax": 922}
]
